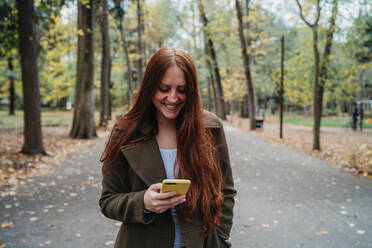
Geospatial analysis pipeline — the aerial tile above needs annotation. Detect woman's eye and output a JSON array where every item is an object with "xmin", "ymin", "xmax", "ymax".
[
  {"xmin": 159, "ymin": 87, "xmax": 169, "ymax": 93},
  {"xmin": 178, "ymin": 88, "xmax": 186, "ymax": 94}
]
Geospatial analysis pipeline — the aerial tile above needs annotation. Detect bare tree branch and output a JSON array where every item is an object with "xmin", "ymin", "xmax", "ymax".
[
  {"xmin": 314, "ymin": 0, "xmax": 322, "ymax": 26},
  {"xmin": 295, "ymin": 0, "xmax": 314, "ymax": 27}
]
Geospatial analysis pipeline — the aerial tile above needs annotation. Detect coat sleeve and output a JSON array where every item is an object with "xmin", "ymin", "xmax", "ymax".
[
  {"xmin": 215, "ymin": 122, "xmax": 236, "ymax": 240},
  {"xmin": 99, "ymin": 152, "xmax": 155, "ymax": 224}
]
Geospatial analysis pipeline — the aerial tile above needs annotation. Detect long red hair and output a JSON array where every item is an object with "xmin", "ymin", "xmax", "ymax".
[{"xmin": 100, "ymin": 47, "xmax": 223, "ymax": 233}]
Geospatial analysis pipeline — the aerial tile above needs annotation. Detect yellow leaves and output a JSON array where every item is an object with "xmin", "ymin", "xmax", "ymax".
[
  {"xmin": 360, "ymin": 144, "xmax": 367, "ymax": 150},
  {"xmin": 76, "ymin": 29, "xmax": 84, "ymax": 37}
]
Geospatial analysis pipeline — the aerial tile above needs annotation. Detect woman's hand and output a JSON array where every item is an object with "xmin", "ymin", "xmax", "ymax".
[{"xmin": 144, "ymin": 183, "xmax": 186, "ymax": 213}]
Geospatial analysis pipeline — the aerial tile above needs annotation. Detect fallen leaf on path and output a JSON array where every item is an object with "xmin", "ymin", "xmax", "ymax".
[
  {"xmin": 105, "ymin": 241, "xmax": 114, "ymax": 246},
  {"xmin": 1, "ymin": 222, "xmax": 13, "ymax": 228},
  {"xmin": 29, "ymin": 217, "xmax": 38, "ymax": 222}
]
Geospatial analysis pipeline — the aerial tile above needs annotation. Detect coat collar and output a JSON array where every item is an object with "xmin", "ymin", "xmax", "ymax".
[{"xmin": 120, "ymin": 136, "xmax": 167, "ymax": 186}]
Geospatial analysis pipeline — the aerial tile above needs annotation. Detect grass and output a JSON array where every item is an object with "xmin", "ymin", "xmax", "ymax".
[
  {"xmin": 0, "ymin": 109, "xmax": 100, "ymax": 128},
  {"xmin": 281, "ymin": 115, "xmax": 372, "ymax": 129}
]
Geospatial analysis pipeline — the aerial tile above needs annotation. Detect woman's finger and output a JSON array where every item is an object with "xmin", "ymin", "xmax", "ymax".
[
  {"xmin": 148, "ymin": 183, "xmax": 162, "ymax": 192},
  {"xmin": 156, "ymin": 191, "xmax": 178, "ymax": 200},
  {"xmin": 154, "ymin": 195, "xmax": 186, "ymax": 208}
]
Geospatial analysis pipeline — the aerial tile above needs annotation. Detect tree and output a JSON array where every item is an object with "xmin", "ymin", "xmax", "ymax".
[
  {"xmin": 16, "ymin": 0, "xmax": 46, "ymax": 154},
  {"xmin": 296, "ymin": 0, "xmax": 339, "ymax": 150},
  {"xmin": 99, "ymin": 0, "xmax": 111, "ymax": 127},
  {"xmin": 114, "ymin": 0, "xmax": 134, "ymax": 104},
  {"xmin": 0, "ymin": 1, "xmax": 18, "ymax": 115},
  {"xmin": 70, "ymin": 0, "xmax": 97, "ymax": 139},
  {"xmin": 197, "ymin": 0, "xmax": 226, "ymax": 120},
  {"xmin": 136, "ymin": 0, "xmax": 143, "ymax": 87},
  {"xmin": 235, "ymin": 0, "xmax": 256, "ymax": 130}
]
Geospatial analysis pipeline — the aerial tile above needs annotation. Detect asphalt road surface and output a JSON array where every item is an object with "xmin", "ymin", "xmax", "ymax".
[{"xmin": 1, "ymin": 124, "xmax": 371, "ymax": 247}]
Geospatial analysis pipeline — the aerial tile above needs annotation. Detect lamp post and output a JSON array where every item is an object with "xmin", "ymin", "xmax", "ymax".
[{"xmin": 279, "ymin": 35, "xmax": 284, "ymax": 139}]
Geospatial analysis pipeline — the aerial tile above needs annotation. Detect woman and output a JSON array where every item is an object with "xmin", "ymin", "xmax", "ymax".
[{"xmin": 99, "ymin": 47, "xmax": 236, "ymax": 248}]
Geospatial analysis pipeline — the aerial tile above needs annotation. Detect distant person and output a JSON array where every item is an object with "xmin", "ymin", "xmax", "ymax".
[
  {"xmin": 359, "ymin": 103, "xmax": 364, "ymax": 131},
  {"xmin": 352, "ymin": 106, "xmax": 358, "ymax": 130},
  {"xmin": 99, "ymin": 47, "xmax": 236, "ymax": 248}
]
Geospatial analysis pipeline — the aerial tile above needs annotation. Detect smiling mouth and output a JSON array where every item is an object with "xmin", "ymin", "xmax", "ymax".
[{"xmin": 162, "ymin": 103, "xmax": 182, "ymax": 112}]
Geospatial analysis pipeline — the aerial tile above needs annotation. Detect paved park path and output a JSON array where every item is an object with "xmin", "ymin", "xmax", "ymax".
[{"xmin": 1, "ymin": 124, "xmax": 371, "ymax": 247}]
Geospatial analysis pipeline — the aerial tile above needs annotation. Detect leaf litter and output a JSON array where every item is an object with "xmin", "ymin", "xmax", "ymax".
[{"xmin": 0, "ymin": 125, "xmax": 110, "ymax": 194}]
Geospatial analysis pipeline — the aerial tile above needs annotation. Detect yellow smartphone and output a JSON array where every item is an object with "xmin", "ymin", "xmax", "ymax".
[{"xmin": 160, "ymin": 179, "xmax": 191, "ymax": 195}]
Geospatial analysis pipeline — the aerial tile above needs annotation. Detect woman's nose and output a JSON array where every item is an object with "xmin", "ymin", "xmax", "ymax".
[{"xmin": 167, "ymin": 89, "xmax": 178, "ymax": 102}]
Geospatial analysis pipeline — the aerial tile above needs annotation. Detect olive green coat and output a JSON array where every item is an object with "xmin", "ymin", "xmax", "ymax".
[{"xmin": 99, "ymin": 111, "xmax": 236, "ymax": 248}]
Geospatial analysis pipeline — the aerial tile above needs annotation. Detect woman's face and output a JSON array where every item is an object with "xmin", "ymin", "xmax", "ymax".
[{"xmin": 152, "ymin": 66, "xmax": 187, "ymax": 122}]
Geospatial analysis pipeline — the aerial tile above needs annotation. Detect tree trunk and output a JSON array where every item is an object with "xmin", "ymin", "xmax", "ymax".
[
  {"xmin": 115, "ymin": 0, "xmax": 134, "ymax": 104},
  {"xmin": 296, "ymin": 0, "xmax": 322, "ymax": 150},
  {"xmin": 136, "ymin": 0, "xmax": 143, "ymax": 88},
  {"xmin": 70, "ymin": 0, "xmax": 96, "ymax": 139},
  {"xmin": 108, "ymin": 58, "xmax": 112, "ymax": 120},
  {"xmin": 240, "ymin": 94, "xmax": 249, "ymax": 118},
  {"xmin": 203, "ymin": 37, "xmax": 218, "ymax": 115},
  {"xmin": 235, "ymin": 0, "xmax": 256, "ymax": 130},
  {"xmin": 8, "ymin": 57, "xmax": 15, "ymax": 115},
  {"xmin": 198, "ymin": 0, "xmax": 226, "ymax": 119},
  {"xmin": 99, "ymin": 0, "xmax": 110, "ymax": 127},
  {"xmin": 316, "ymin": 0, "xmax": 339, "ymax": 140},
  {"xmin": 358, "ymin": 67, "xmax": 365, "ymax": 103},
  {"xmin": 16, "ymin": 0, "xmax": 46, "ymax": 155},
  {"xmin": 312, "ymin": 27, "xmax": 321, "ymax": 150},
  {"xmin": 210, "ymin": 74, "xmax": 218, "ymax": 116},
  {"xmin": 207, "ymin": 77, "xmax": 212, "ymax": 111}
]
